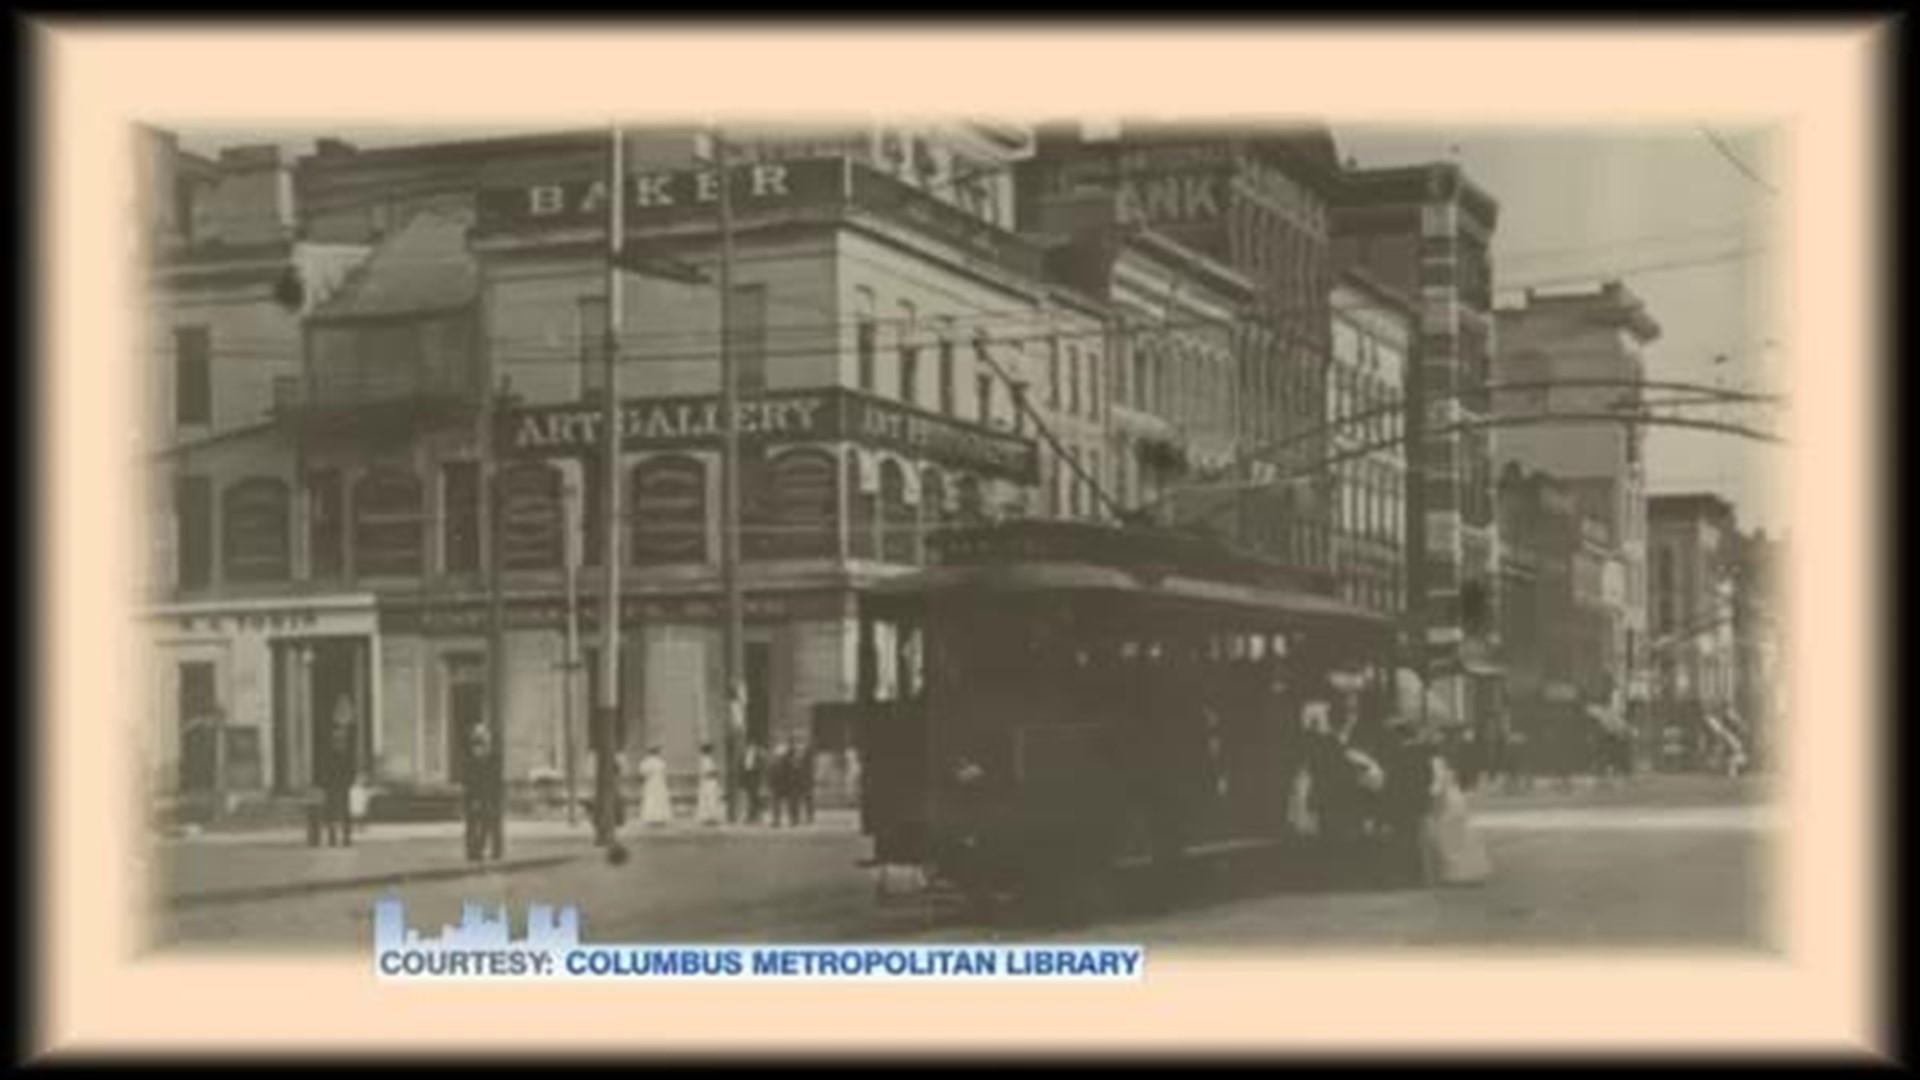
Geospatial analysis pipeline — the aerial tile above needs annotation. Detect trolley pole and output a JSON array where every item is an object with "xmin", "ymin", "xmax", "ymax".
[
  {"xmin": 593, "ymin": 122, "xmax": 625, "ymax": 847},
  {"xmin": 715, "ymin": 125, "xmax": 746, "ymax": 825}
]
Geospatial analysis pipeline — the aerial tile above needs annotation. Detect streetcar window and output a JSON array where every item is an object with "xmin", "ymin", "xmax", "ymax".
[
  {"xmin": 1249, "ymin": 635, "xmax": 1267, "ymax": 660},
  {"xmin": 1270, "ymin": 633, "xmax": 1288, "ymax": 657}
]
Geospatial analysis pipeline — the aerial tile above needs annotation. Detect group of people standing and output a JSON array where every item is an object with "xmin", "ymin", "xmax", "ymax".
[
  {"xmin": 1282, "ymin": 696, "xmax": 1490, "ymax": 888},
  {"xmin": 628, "ymin": 736, "xmax": 818, "ymax": 829},
  {"xmin": 731, "ymin": 737, "xmax": 817, "ymax": 827}
]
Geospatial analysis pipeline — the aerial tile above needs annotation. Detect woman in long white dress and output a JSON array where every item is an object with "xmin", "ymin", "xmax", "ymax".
[
  {"xmin": 1421, "ymin": 749, "xmax": 1492, "ymax": 886},
  {"xmin": 638, "ymin": 746, "xmax": 673, "ymax": 828},
  {"xmin": 694, "ymin": 743, "xmax": 724, "ymax": 826}
]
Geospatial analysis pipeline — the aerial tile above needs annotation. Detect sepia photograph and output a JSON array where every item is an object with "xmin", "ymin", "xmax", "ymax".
[
  {"xmin": 138, "ymin": 117, "xmax": 1785, "ymax": 955},
  {"xmin": 27, "ymin": 18, "xmax": 1893, "ymax": 1062}
]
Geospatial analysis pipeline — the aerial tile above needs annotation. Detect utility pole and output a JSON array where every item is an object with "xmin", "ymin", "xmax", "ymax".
[
  {"xmin": 593, "ymin": 122, "xmax": 625, "ymax": 847},
  {"xmin": 485, "ymin": 374, "xmax": 510, "ymax": 858},
  {"xmin": 715, "ymin": 125, "xmax": 746, "ymax": 824},
  {"xmin": 561, "ymin": 472, "xmax": 580, "ymax": 826}
]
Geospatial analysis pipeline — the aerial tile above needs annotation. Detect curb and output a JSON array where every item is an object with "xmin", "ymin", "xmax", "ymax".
[{"xmin": 165, "ymin": 850, "xmax": 590, "ymax": 910}]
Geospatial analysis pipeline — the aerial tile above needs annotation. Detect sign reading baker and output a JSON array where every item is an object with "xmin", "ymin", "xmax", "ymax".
[
  {"xmin": 476, "ymin": 158, "xmax": 847, "ymax": 233},
  {"xmin": 500, "ymin": 388, "xmax": 1038, "ymax": 483}
]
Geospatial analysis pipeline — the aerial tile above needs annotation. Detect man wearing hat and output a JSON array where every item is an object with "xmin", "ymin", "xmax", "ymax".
[{"xmin": 1379, "ymin": 715, "xmax": 1440, "ymax": 886}]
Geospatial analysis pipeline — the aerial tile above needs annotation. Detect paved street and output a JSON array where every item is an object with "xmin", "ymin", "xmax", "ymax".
[{"xmin": 151, "ymin": 776, "xmax": 1775, "ymax": 953}]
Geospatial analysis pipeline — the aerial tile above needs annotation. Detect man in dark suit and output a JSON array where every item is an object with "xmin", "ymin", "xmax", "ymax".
[
  {"xmin": 321, "ymin": 695, "xmax": 357, "ymax": 848},
  {"xmin": 463, "ymin": 721, "xmax": 502, "ymax": 862}
]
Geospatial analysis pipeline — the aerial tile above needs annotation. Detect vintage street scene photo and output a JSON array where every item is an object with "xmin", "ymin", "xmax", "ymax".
[{"xmin": 137, "ymin": 117, "xmax": 1785, "ymax": 952}]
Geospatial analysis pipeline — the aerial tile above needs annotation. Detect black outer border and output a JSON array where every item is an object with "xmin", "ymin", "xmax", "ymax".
[{"xmin": 5, "ymin": 6, "xmax": 1909, "ymax": 1070}]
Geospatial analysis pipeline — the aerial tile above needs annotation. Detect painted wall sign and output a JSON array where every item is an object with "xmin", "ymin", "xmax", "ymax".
[
  {"xmin": 475, "ymin": 159, "xmax": 848, "ymax": 233},
  {"xmin": 499, "ymin": 388, "xmax": 1039, "ymax": 483}
]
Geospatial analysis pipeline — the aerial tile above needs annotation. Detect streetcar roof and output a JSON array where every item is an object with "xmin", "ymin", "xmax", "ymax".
[{"xmin": 868, "ymin": 560, "xmax": 1391, "ymax": 627}]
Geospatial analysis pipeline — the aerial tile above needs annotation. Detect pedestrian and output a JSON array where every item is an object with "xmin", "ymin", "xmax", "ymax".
[
  {"xmin": 740, "ymin": 740, "xmax": 765, "ymax": 825},
  {"xmin": 695, "ymin": 742, "xmax": 724, "ymax": 826},
  {"xmin": 768, "ymin": 737, "xmax": 795, "ymax": 828},
  {"xmin": 638, "ymin": 745, "xmax": 672, "ymax": 827},
  {"xmin": 796, "ymin": 736, "xmax": 816, "ymax": 825},
  {"xmin": 462, "ymin": 720, "xmax": 501, "ymax": 862},
  {"xmin": 322, "ymin": 694, "xmax": 357, "ymax": 848},
  {"xmin": 1381, "ymin": 718, "xmax": 1436, "ymax": 886},
  {"xmin": 1421, "ymin": 745, "xmax": 1492, "ymax": 886}
]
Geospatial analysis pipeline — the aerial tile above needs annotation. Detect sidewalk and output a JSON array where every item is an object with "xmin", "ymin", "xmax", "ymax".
[{"xmin": 153, "ymin": 809, "xmax": 862, "ymax": 907}]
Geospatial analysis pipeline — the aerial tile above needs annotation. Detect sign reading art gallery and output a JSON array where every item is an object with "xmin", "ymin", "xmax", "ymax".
[{"xmin": 499, "ymin": 388, "xmax": 1039, "ymax": 483}]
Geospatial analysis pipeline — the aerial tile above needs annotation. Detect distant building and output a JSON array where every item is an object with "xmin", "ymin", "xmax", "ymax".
[
  {"xmin": 1334, "ymin": 161, "xmax": 1503, "ymax": 731},
  {"xmin": 1496, "ymin": 464, "xmax": 1617, "ymax": 771},
  {"xmin": 1328, "ymin": 267, "xmax": 1413, "ymax": 617},
  {"xmin": 1495, "ymin": 281, "xmax": 1662, "ymax": 744},
  {"xmin": 1647, "ymin": 493, "xmax": 1742, "ymax": 771}
]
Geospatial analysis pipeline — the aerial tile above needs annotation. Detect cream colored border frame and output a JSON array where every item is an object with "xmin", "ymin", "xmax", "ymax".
[{"xmin": 36, "ymin": 21, "xmax": 1887, "ymax": 1058}]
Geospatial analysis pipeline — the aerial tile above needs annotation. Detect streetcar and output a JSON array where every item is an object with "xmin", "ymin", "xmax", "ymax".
[{"xmin": 847, "ymin": 518, "xmax": 1398, "ymax": 901}]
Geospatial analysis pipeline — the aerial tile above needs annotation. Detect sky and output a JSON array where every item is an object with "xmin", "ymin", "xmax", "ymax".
[{"xmin": 178, "ymin": 122, "xmax": 1786, "ymax": 535}]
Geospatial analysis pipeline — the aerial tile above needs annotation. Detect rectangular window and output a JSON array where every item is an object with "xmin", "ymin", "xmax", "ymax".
[
  {"xmin": 175, "ymin": 475, "xmax": 213, "ymax": 589},
  {"xmin": 307, "ymin": 469, "xmax": 343, "ymax": 578},
  {"xmin": 577, "ymin": 297, "xmax": 608, "ymax": 401},
  {"xmin": 1067, "ymin": 344, "xmax": 1081, "ymax": 416},
  {"xmin": 976, "ymin": 372, "xmax": 994, "ymax": 425},
  {"xmin": 177, "ymin": 660, "xmax": 220, "ymax": 791},
  {"xmin": 1048, "ymin": 337, "xmax": 1061, "ymax": 410},
  {"xmin": 730, "ymin": 284, "xmax": 769, "ymax": 394},
  {"xmin": 897, "ymin": 302, "xmax": 918, "ymax": 402},
  {"xmin": 174, "ymin": 326, "xmax": 211, "ymax": 427},
  {"xmin": 900, "ymin": 343, "xmax": 920, "ymax": 405},
  {"xmin": 856, "ymin": 314, "xmax": 877, "ymax": 391},
  {"xmin": 442, "ymin": 462, "xmax": 480, "ymax": 574},
  {"xmin": 938, "ymin": 335, "xmax": 956, "ymax": 415}
]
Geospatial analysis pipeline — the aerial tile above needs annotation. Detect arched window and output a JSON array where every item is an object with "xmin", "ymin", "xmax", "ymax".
[
  {"xmin": 222, "ymin": 477, "xmax": 291, "ymax": 582},
  {"xmin": 921, "ymin": 467, "xmax": 948, "ymax": 536},
  {"xmin": 879, "ymin": 458, "xmax": 917, "ymax": 564},
  {"xmin": 956, "ymin": 474, "xmax": 985, "ymax": 524},
  {"xmin": 498, "ymin": 462, "xmax": 564, "ymax": 571},
  {"xmin": 847, "ymin": 453, "xmax": 877, "ymax": 560},
  {"xmin": 750, "ymin": 448, "xmax": 838, "ymax": 560},
  {"xmin": 630, "ymin": 455, "xmax": 709, "ymax": 565},
  {"xmin": 353, "ymin": 468, "xmax": 424, "ymax": 577}
]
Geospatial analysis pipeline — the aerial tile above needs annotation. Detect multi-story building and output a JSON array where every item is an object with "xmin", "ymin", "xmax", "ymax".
[
  {"xmin": 1647, "ymin": 492, "xmax": 1741, "ymax": 771},
  {"xmin": 141, "ymin": 123, "xmax": 1091, "ymax": 820},
  {"xmin": 1496, "ymin": 463, "xmax": 1617, "ymax": 771},
  {"xmin": 1494, "ymin": 281, "xmax": 1662, "ymax": 746},
  {"xmin": 1329, "ymin": 267, "xmax": 1412, "ymax": 618},
  {"xmin": 1018, "ymin": 191, "xmax": 1253, "ymax": 531},
  {"xmin": 1333, "ymin": 162, "xmax": 1502, "ymax": 732},
  {"xmin": 1018, "ymin": 120, "xmax": 1344, "ymax": 576}
]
